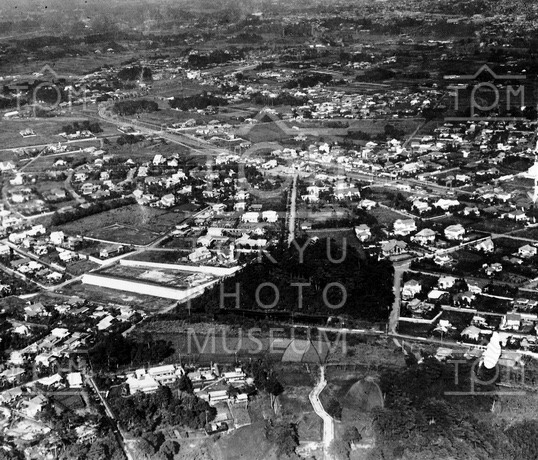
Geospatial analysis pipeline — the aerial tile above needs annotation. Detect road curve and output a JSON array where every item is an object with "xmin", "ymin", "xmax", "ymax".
[{"xmin": 309, "ymin": 366, "xmax": 335, "ymax": 459}]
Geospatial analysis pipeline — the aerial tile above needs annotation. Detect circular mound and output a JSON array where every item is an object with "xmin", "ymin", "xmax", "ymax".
[{"xmin": 342, "ymin": 378, "xmax": 384, "ymax": 412}]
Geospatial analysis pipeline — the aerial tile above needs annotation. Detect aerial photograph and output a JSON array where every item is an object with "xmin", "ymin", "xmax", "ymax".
[{"xmin": 2, "ymin": 0, "xmax": 538, "ymax": 458}]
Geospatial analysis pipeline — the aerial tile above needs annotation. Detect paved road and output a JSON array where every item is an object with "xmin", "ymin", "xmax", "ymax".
[
  {"xmin": 288, "ymin": 174, "xmax": 298, "ymax": 245},
  {"xmin": 88, "ymin": 376, "xmax": 136, "ymax": 460},
  {"xmin": 309, "ymin": 366, "xmax": 335, "ymax": 459},
  {"xmin": 389, "ymin": 261, "xmax": 410, "ymax": 333}
]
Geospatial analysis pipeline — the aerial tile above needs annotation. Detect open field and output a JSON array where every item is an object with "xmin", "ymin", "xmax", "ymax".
[
  {"xmin": 305, "ymin": 228, "xmax": 366, "ymax": 256},
  {"xmin": 0, "ymin": 116, "xmax": 118, "ymax": 150},
  {"xmin": 98, "ymin": 263, "xmax": 217, "ymax": 288},
  {"xmin": 512, "ymin": 226, "xmax": 538, "ymax": 241},
  {"xmin": 56, "ymin": 204, "xmax": 183, "ymax": 237},
  {"xmin": 57, "ymin": 281, "xmax": 175, "ymax": 312},
  {"xmin": 124, "ymin": 249, "xmax": 184, "ymax": 264},
  {"xmin": 108, "ymin": 137, "xmax": 192, "ymax": 161},
  {"xmin": 368, "ymin": 206, "xmax": 409, "ymax": 226},
  {"xmin": 214, "ymin": 422, "xmax": 278, "ymax": 460},
  {"xmin": 88, "ymin": 223, "xmax": 161, "ymax": 246},
  {"xmin": 274, "ymin": 363, "xmax": 322, "ymax": 442}
]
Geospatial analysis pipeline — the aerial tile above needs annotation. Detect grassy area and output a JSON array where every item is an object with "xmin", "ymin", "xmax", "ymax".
[
  {"xmin": 65, "ymin": 259, "xmax": 100, "ymax": 276},
  {"xmin": 368, "ymin": 206, "xmax": 408, "ymax": 226},
  {"xmin": 124, "ymin": 249, "xmax": 184, "ymax": 263},
  {"xmin": 512, "ymin": 227, "xmax": 538, "ymax": 241},
  {"xmin": 57, "ymin": 281, "xmax": 175, "ymax": 313},
  {"xmin": 0, "ymin": 116, "xmax": 118, "ymax": 150},
  {"xmin": 470, "ymin": 218, "xmax": 524, "ymax": 234},
  {"xmin": 215, "ymin": 422, "xmax": 278, "ymax": 460},
  {"xmin": 89, "ymin": 223, "xmax": 161, "ymax": 246},
  {"xmin": 56, "ymin": 204, "xmax": 182, "ymax": 236}
]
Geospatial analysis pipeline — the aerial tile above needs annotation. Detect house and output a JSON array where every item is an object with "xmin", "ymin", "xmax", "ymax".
[
  {"xmin": 475, "ymin": 238, "xmax": 494, "ymax": 253},
  {"xmin": 463, "ymin": 206, "xmax": 480, "ymax": 216},
  {"xmin": 0, "ymin": 367, "xmax": 24, "ymax": 383},
  {"xmin": 381, "ymin": 240, "xmax": 408, "ymax": 257},
  {"xmin": 99, "ymin": 245, "xmax": 123, "ymax": 259},
  {"xmin": 188, "ymin": 246, "xmax": 212, "ymax": 263},
  {"xmin": 359, "ymin": 199, "xmax": 377, "ymax": 210},
  {"xmin": 160, "ymin": 194, "xmax": 176, "ymax": 207},
  {"xmin": 81, "ymin": 183, "xmax": 97, "ymax": 195},
  {"xmin": 241, "ymin": 212, "xmax": 260, "ymax": 223},
  {"xmin": 354, "ymin": 224, "xmax": 371, "ymax": 242},
  {"xmin": 502, "ymin": 312, "xmax": 522, "ymax": 330},
  {"xmin": 74, "ymin": 172, "xmax": 88, "ymax": 182},
  {"xmin": 444, "ymin": 224, "xmax": 465, "ymax": 240},
  {"xmin": 393, "ymin": 219, "xmax": 417, "ymax": 236},
  {"xmin": 413, "ymin": 200, "xmax": 431, "ymax": 214},
  {"xmin": 234, "ymin": 202, "xmax": 247, "ymax": 211},
  {"xmin": 402, "ymin": 280, "xmax": 422, "ymax": 299},
  {"xmin": 518, "ymin": 244, "xmax": 537, "ymax": 258},
  {"xmin": 506, "ymin": 209, "xmax": 528, "ymax": 221},
  {"xmin": 67, "ymin": 372, "xmax": 83, "ymax": 388},
  {"xmin": 461, "ymin": 325, "xmax": 481, "ymax": 341},
  {"xmin": 438, "ymin": 275, "xmax": 456, "ymax": 290},
  {"xmin": 49, "ymin": 231, "xmax": 65, "ymax": 246},
  {"xmin": 434, "ymin": 199, "xmax": 460, "ymax": 211},
  {"xmin": 413, "ymin": 228, "xmax": 436, "ymax": 245},
  {"xmin": 97, "ymin": 315, "xmax": 115, "ymax": 331},
  {"xmin": 126, "ymin": 371, "xmax": 159, "ymax": 395},
  {"xmin": 21, "ymin": 394, "xmax": 47, "ymax": 418},
  {"xmin": 262, "ymin": 210, "xmax": 278, "ymax": 223},
  {"xmin": 75, "ymin": 425, "xmax": 98, "ymax": 444}
]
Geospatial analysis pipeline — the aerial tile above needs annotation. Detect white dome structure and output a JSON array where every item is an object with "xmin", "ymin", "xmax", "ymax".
[{"xmin": 482, "ymin": 331, "xmax": 502, "ymax": 369}]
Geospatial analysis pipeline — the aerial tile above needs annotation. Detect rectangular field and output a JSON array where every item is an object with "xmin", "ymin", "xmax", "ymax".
[
  {"xmin": 56, "ymin": 204, "xmax": 184, "ymax": 238},
  {"xmin": 57, "ymin": 281, "xmax": 175, "ymax": 313}
]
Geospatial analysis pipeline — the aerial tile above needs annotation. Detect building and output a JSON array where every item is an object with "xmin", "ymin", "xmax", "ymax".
[
  {"xmin": 444, "ymin": 224, "xmax": 465, "ymax": 240},
  {"xmin": 475, "ymin": 238, "xmax": 494, "ymax": 253},
  {"xmin": 381, "ymin": 239, "xmax": 408, "ymax": 257},
  {"xmin": 518, "ymin": 244, "xmax": 537, "ymax": 258},
  {"xmin": 147, "ymin": 364, "xmax": 184, "ymax": 385},
  {"xmin": 413, "ymin": 228, "xmax": 436, "ymax": 245},
  {"xmin": 354, "ymin": 224, "xmax": 371, "ymax": 242},
  {"xmin": 393, "ymin": 219, "xmax": 417, "ymax": 236},
  {"xmin": 438, "ymin": 276, "xmax": 456, "ymax": 290},
  {"xmin": 126, "ymin": 371, "xmax": 159, "ymax": 395},
  {"xmin": 402, "ymin": 280, "xmax": 422, "ymax": 299},
  {"xmin": 161, "ymin": 194, "xmax": 176, "ymax": 207},
  {"xmin": 242, "ymin": 212, "xmax": 260, "ymax": 223}
]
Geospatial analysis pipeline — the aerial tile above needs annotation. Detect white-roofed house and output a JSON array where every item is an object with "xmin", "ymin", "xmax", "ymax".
[
  {"xmin": 393, "ymin": 219, "xmax": 417, "ymax": 236},
  {"xmin": 444, "ymin": 224, "xmax": 465, "ymax": 240}
]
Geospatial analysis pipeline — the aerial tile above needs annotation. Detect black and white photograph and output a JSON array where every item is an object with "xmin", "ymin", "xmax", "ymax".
[{"xmin": 0, "ymin": 0, "xmax": 537, "ymax": 459}]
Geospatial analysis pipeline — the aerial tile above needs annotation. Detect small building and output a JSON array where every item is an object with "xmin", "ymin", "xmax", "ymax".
[
  {"xmin": 444, "ymin": 224, "xmax": 465, "ymax": 240},
  {"xmin": 393, "ymin": 219, "xmax": 417, "ymax": 236}
]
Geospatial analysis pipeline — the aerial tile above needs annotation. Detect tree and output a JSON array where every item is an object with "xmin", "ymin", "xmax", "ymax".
[
  {"xmin": 227, "ymin": 384, "xmax": 239, "ymax": 400},
  {"xmin": 266, "ymin": 421, "xmax": 299, "ymax": 458},
  {"xmin": 330, "ymin": 439, "xmax": 351, "ymax": 460},
  {"xmin": 176, "ymin": 374, "xmax": 194, "ymax": 393},
  {"xmin": 157, "ymin": 440, "xmax": 180, "ymax": 460}
]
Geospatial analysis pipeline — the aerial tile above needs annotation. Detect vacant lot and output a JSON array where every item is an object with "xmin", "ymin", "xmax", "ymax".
[
  {"xmin": 124, "ymin": 249, "xmax": 184, "ymax": 263},
  {"xmin": 368, "ymin": 206, "xmax": 408, "ymax": 226},
  {"xmin": 89, "ymin": 223, "xmax": 161, "ymax": 246},
  {"xmin": 58, "ymin": 281, "xmax": 174, "ymax": 313},
  {"xmin": 0, "ymin": 116, "xmax": 118, "ymax": 150},
  {"xmin": 56, "ymin": 204, "xmax": 183, "ymax": 237}
]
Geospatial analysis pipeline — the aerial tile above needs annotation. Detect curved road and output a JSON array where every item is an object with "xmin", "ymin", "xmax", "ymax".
[{"xmin": 309, "ymin": 366, "xmax": 335, "ymax": 459}]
